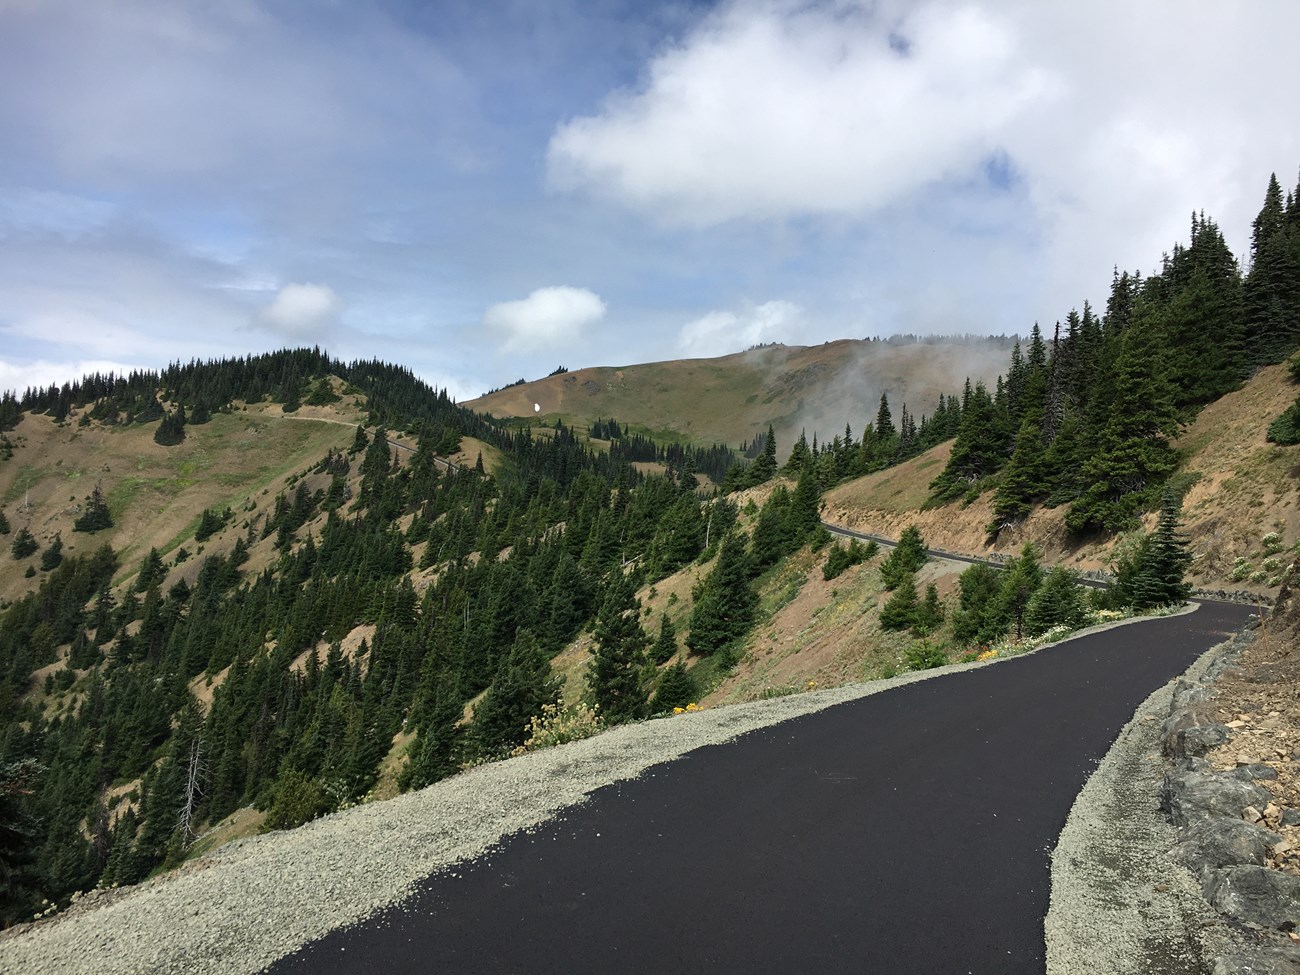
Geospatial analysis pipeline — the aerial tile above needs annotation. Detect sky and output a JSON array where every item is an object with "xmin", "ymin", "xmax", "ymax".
[{"xmin": 1, "ymin": 0, "xmax": 1298, "ymax": 402}]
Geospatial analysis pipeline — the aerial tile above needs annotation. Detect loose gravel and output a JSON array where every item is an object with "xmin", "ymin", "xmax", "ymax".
[
  {"xmin": 1, "ymin": 606, "xmax": 1209, "ymax": 975},
  {"xmin": 1046, "ymin": 631, "xmax": 1241, "ymax": 974}
]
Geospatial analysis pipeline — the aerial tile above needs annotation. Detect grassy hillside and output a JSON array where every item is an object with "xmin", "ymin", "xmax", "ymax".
[
  {"xmin": 468, "ymin": 338, "xmax": 1012, "ymax": 453},
  {"xmin": 0, "ymin": 398, "xmax": 361, "ymax": 606}
]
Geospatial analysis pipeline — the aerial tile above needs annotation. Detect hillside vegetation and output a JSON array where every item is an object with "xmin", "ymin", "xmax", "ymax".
[{"xmin": 2, "ymin": 167, "xmax": 1300, "ymax": 932}]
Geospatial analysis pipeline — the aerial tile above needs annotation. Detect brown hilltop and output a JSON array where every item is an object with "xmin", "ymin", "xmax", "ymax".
[{"xmin": 468, "ymin": 338, "xmax": 1013, "ymax": 450}]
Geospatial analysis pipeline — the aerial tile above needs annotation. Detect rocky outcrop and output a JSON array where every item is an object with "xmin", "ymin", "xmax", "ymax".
[{"xmin": 1158, "ymin": 627, "xmax": 1300, "ymax": 971}]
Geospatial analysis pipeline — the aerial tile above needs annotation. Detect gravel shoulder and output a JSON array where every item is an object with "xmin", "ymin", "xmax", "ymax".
[
  {"xmin": 1046, "ymin": 632, "xmax": 1235, "ymax": 974},
  {"xmin": 0, "ymin": 605, "xmax": 1213, "ymax": 975}
]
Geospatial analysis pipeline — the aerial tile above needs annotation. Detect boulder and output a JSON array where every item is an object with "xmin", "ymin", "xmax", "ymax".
[
  {"xmin": 1206, "ymin": 865, "xmax": 1300, "ymax": 930},
  {"xmin": 1161, "ymin": 770, "xmax": 1273, "ymax": 828},
  {"xmin": 1170, "ymin": 678, "xmax": 1213, "ymax": 712},
  {"xmin": 1176, "ymin": 818, "xmax": 1283, "ymax": 882},
  {"xmin": 1163, "ymin": 705, "xmax": 1232, "ymax": 760}
]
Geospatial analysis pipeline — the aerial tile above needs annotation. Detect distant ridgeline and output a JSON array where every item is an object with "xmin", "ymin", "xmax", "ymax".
[{"xmin": 4, "ymin": 349, "xmax": 473, "ymax": 455}]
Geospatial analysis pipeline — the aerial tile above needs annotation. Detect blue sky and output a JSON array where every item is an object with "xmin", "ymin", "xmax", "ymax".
[{"xmin": 2, "ymin": 0, "xmax": 1298, "ymax": 400}]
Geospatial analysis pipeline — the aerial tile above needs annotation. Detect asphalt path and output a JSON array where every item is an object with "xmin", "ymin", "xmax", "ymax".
[{"xmin": 269, "ymin": 601, "xmax": 1251, "ymax": 975}]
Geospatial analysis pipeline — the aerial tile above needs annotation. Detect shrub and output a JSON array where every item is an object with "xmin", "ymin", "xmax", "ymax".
[
  {"xmin": 261, "ymin": 770, "xmax": 333, "ymax": 832},
  {"xmin": 1267, "ymin": 398, "xmax": 1300, "ymax": 445},
  {"xmin": 822, "ymin": 538, "xmax": 876, "ymax": 581},
  {"xmin": 510, "ymin": 702, "xmax": 604, "ymax": 755},
  {"xmin": 905, "ymin": 641, "xmax": 947, "ymax": 671},
  {"xmin": 650, "ymin": 662, "xmax": 698, "ymax": 714}
]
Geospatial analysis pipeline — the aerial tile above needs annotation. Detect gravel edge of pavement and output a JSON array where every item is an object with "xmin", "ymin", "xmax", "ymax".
[
  {"xmin": 1046, "ymin": 625, "xmax": 1248, "ymax": 975},
  {"xmin": 0, "ymin": 604, "xmax": 1206, "ymax": 975}
]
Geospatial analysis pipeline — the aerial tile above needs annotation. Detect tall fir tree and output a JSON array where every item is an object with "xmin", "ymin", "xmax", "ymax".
[
  {"xmin": 687, "ymin": 533, "xmax": 758, "ymax": 657},
  {"xmin": 586, "ymin": 571, "xmax": 651, "ymax": 724}
]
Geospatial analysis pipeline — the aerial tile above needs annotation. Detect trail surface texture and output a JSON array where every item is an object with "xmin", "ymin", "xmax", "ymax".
[{"xmin": 268, "ymin": 602, "xmax": 1250, "ymax": 975}]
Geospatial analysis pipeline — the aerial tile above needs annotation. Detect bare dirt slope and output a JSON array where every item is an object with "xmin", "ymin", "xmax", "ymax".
[
  {"xmin": 468, "ymin": 338, "xmax": 1011, "ymax": 451},
  {"xmin": 825, "ymin": 363, "xmax": 1300, "ymax": 592}
]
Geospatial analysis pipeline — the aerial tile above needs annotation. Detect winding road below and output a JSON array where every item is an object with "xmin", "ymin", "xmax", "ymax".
[{"xmin": 269, "ymin": 601, "xmax": 1252, "ymax": 975}]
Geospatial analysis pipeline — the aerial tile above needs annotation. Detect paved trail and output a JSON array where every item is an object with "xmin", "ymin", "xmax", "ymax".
[{"xmin": 269, "ymin": 602, "xmax": 1251, "ymax": 975}]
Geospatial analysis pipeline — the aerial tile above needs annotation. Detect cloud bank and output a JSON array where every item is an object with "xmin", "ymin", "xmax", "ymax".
[
  {"xmin": 260, "ymin": 283, "xmax": 342, "ymax": 337},
  {"xmin": 550, "ymin": 1, "xmax": 1048, "ymax": 225},
  {"xmin": 678, "ymin": 299, "xmax": 803, "ymax": 358},
  {"xmin": 550, "ymin": 0, "xmax": 1300, "ymax": 312},
  {"xmin": 483, "ymin": 286, "xmax": 606, "ymax": 353}
]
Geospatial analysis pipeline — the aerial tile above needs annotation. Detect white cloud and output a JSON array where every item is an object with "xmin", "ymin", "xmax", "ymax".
[
  {"xmin": 550, "ymin": 0, "xmax": 1300, "ymax": 317},
  {"xmin": 260, "ymin": 283, "xmax": 341, "ymax": 337},
  {"xmin": 549, "ymin": 1, "xmax": 1052, "ymax": 225},
  {"xmin": 483, "ymin": 286, "xmax": 606, "ymax": 352},
  {"xmin": 678, "ymin": 299, "xmax": 803, "ymax": 357}
]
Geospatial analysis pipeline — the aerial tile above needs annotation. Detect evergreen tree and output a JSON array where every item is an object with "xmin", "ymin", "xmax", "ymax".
[
  {"xmin": 39, "ymin": 532, "xmax": 63, "ymax": 571},
  {"xmin": 789, "ymin": 466, "xmax": 822, "ymax": 540},
  {"xmin": 875, "ymin": 393, "xmax": 896, "ymax": 441},
  {"xmin": 586, "ymin": 571, "xmax": 650, "ymax": 724},
  {"xmin": 990, "ymin": 543, "xmax": 1043, "ymax": 641},
  {"xmin": 10, "ymin": 527, "xmax": 37, "ymax": 560},
  {"xmin": 1243, "ymin": 172, "xmax": 1300, "ymax": 365},
  {"xmin": 686, "ymin": 534, "xmax": 757, "ymax": 657},
  {"xmin": 650, "ymin": 660, "xmax": 697, "ymax": 713},
  {"xmin": 880, "ymin": 525, "xmax": 927, "ymax": 590},
  {"xmin": 74, "ymin": 483, "xmax": 113, "ymax": 533},
  {"xmin": 912, "ymin": 583, "xmax": 945, "ymax": 636},
  {"xmin": 650, "ymin": 615, "xmax": 678, "ymax": 665},
  {"xmin": 783, "ymin": 431, "xmax": 813, "ymax": 476},
  {"xmin": 0, "ymin": 759, "xmax": 43, "ymax": 926},
  {"xmin": 1066, "ymin": 325, "xmax": 1180, "ymax": 534},
  {"xmin": 471, "ymin": 630, "xmax": 561, "ymax": 757},
  {"xmin": 401, "ymin": 676, "xmax": 463, "ymax": 791},
  {"xmin": 194, "ymin": 507, "xmax": 228, "ymax": 543},
  {"xmin": 0, "ymin": 510, "xmax": 9, "ymax": 535},
  {"xmin": 350, "ymin": 424, "xmax": 370, "ymax": 454},
  {"xmin": 1129, "ymin": 488, "xmax": 1194, "ymax": 609},
  {"xmin": 879, "ymin": 571, "xmax": 918, "ymax": 631},
  {"xmin": 749, "ymin": 485, "xmax": 795, "ymax": 573},
  {"xmin": 746, "ymin": 425, "xmax": 778, "ymax": 486},
  {"xmin": 990, "ymin": 416, "xmax": 1048, "ymax": 530},
  {"xmin": 930, "ymin": 382, "xmax": 1006, "ymax": 502},
  {"xmin": 1024, "ymin": 567, "xmax": 1087, "ymax": 635},
  {"xmin": 951, "ymin": 563, "xmax": 1002, "ymax": 644},
  {"xmin": 153, "ymin": 407, "xmax": 186, "ymax": 446}
]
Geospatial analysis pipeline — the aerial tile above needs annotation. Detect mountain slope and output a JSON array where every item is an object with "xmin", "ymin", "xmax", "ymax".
[
  {"xmin": 468, "ymin": 337, "xmax": 1013, "ymax": 451},
  {"xmin": 822, "ymin": 362, "xmax": 1300, "ymax": 593},
  {"xmin": 0, "ymin": 400, "xmax": 361, "ymax": 606}
]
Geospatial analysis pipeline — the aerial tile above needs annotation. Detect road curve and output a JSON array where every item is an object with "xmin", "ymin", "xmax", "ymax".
[{"xmin": 269, "ymin": 601, "xmax": 1251, "ymax": 975}]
